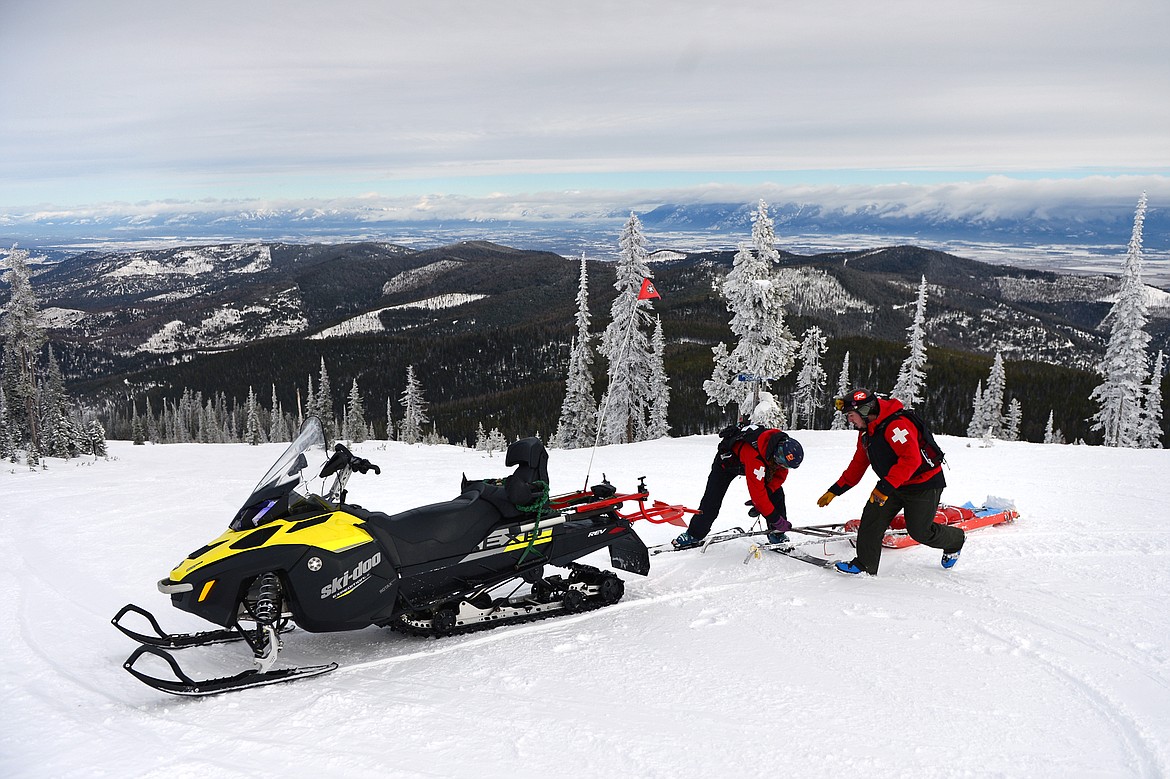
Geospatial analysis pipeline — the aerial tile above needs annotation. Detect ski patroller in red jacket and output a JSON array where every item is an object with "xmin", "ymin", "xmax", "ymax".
[
  {"xmin": 829, "ymin": 396, "xmax": 945, "ymax": 497},
  {"xmin": 732, "ymin": 429, "xmax": 790, "ymax": 518}
]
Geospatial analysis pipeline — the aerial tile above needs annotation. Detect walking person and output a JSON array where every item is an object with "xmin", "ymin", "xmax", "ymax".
[
  {"xmin": 817, "ymin": 389, "xmax": 963, "ymax": 575},
  {"xmin": 673, "ymin": 423, "xmax": 804, "ymax": 549}
]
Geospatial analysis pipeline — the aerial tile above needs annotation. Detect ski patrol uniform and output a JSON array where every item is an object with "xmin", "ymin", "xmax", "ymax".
[
  {"xmin": 826, "ymin": 397, "xmax": 963, "ymax": 575},
  {"xmin": 686, "ymin": 426, "xmax": 792, "ymax": 541}
]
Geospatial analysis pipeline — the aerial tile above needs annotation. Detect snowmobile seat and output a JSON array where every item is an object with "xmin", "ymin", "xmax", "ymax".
[
  {"xmin": 460, "ymin": 437, "xmax": 552, "ymax": 519},
  {"xmin": 353, "ymin": 484, "xmax": 504, "ymax": 568},
  {"xmin": 503, "ymin": 437, "xmax": 550, "ymax": 508}
]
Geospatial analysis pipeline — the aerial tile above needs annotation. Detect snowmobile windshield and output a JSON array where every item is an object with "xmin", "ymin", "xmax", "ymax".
[{"xmin": 230, "ymin": 416, "xmax": 328, "ymax": 531}]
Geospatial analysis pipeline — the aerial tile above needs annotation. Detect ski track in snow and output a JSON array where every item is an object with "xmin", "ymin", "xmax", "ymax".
[{"xmin": 3, "ymin": 434, "xmax": 1170, "ymax": 778}]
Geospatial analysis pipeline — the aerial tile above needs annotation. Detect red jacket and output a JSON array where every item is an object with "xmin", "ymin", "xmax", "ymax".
[
  {"xmin": 734, "ymin": 429, "xmax": 789, "ymax": 517},
  {"xmin": 831, "ymin": 397, "xmax": 945, "ymax": 495}
]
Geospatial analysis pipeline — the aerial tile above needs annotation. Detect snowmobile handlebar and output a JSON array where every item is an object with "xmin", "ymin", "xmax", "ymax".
[{"xmin": 319, "ymin": 444, "xmax": 381, "ymax": 479}]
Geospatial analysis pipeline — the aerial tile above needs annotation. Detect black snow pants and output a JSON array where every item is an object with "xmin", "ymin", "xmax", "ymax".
[
  {"xmin": 853, "ymin": 486, "xmax": 964, "ymax": 575},
  {"xmin": 687, "ymin": 458, "xmax": 787, "ymax": 540}
]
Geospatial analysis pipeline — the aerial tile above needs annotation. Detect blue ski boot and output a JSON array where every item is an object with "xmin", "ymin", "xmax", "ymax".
[
  {"xmin": 766, "ymin": 532, "xmax": 790, "ymax": 546},
  {"xmin": 672, "ymin": 532, "xmax": 702, "ymax": 550},
  {"xmin": 834, "ymin": 559, "xmax": 865, "ymax": 575},
  {"xmin": 941, "ymin": 550, "xmax": 961, "ymax": 569}
]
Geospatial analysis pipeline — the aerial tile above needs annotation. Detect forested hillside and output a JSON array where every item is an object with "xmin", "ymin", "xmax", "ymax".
[{"xmin": 22, "ymin": 240, "xmax": 1161, "ymax": 447}]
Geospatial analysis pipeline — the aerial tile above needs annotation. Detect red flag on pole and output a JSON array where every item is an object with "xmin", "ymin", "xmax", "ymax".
[{"xmin": 637, "ymin": 278, "xmax": 661, "ymax": 300}]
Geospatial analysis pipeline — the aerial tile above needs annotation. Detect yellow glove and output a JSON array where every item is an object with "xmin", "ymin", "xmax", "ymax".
[
  {"xmin": 817, "ymin": 491, "xmax": 836, "ymax": 507},
  {"xmin": 868, "ymin": 487, "xmax": 888, "ymax": 506}
]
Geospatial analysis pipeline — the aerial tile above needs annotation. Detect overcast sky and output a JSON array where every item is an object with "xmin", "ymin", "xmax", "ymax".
[{"xmin": 1, "ymin": 0, "xmax": 1167, "ymax": 216}]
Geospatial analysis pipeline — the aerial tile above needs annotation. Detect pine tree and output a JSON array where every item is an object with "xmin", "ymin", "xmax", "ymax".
[
  {"xmin": 792, "ymin": 326, "xmax": 827, "ymax": 429},
  {"xmin": 1043, "ymin": 411, "xmax": 1060, "ymax": 444},
  {"xmin": 703, "ymin": 201, "xmax": 797, "ymax": 420},
  {"xmin": 600, "ymin": 214, "xmax": 655, "ymax": 444},
  {"xmin": 474, "ymin": 421, "xmax": 488, "ymax": 451},
  {"xmin": 0, "ymin": 387, "xmax": 12, "ymax": 459},
  {"xmin": 267, "ymin": 385, "xmax": 280, "ymax": 443},
  {"xmin": 646, "ymin": 315, "xmax": 671, "ymax": 439},
  {"xmin": 967, "ymin": 380, "xmax": 988, "ymax": 439},
  {"xmin": 384, "ymin": 397, "xmax": 395, "ymax": 441},
  {"xmin": 891, "ymin": 276, "xmax": 929, "ymax": 409},
  {"xmin": 244, "ymin": 386, "xmax": 264, "ymax": 445},
  {"xmin": 313, "ymin": 358, "xmax": 335, "ymax": 441},
  {"xmin": 87, "ymin": 418, "xmax": 108, "ymax": 457},
  {"xmin": 399, "ymin": 365, "xmax": 428, "ymax": 445},
  {"xmin": 345, "ymin": 379, "xmax": 368, "ymax": 443},
  {"xmin": 830, "ymin": 351, "xmax": 852, "ymax": 431},
  {"xmin": 555, "ymin": 253, "xmax": 598, "ymax": 449},
  {"xmin": 1003, "ymin": 398, "xmax": 1022, "ymax": 441},
  {"xmin": 1090, "ymin": 194, "xmax": 1152, "ymax": 447},
  {"xmin": 1136, "ymin": 350, "xmax": 1165, "ymax": 449},
  {"xmin": 984, "ymin": 352, "xmax": 1007, "ymax": 438},
  {"xmin": 1, "ymin": 247, "xmax": 46, "ymax": 451}
]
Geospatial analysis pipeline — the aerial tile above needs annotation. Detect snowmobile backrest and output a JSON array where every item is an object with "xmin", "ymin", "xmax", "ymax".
[{"xmin": 504, "ymin": 437, "xmax": 550, "ymax": 507}]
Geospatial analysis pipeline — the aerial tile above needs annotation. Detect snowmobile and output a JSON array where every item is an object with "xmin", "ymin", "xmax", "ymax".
[{"xmin": 113, "ymin": 416, "xmax": 677, "ymax": 697}]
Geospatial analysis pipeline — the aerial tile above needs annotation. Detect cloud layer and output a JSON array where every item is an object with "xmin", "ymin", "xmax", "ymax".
[{"xmin": 1, "ymin": 1, "xmax": 1167, "ymax": 211}]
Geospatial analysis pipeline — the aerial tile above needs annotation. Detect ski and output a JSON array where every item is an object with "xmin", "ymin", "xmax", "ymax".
[
  {"xmin": 744, "ymin": 541, "xmax": 834, "ymax": 568},
  {"xmin": 648, "ymin": 527, "xmax": 770, "ymax": 555},
  {"xmin": 122, "ymin": 643, "xmax": 337, "ymax": 697},
  {"xmin": 112, "ymin": 603, "xmax": 293, "ymax": 650}
]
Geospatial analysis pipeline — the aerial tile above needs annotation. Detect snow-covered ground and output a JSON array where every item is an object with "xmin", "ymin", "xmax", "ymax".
[{"xmin": 2, "ymin": 432, "xmax": 1168, "ymax": 778}]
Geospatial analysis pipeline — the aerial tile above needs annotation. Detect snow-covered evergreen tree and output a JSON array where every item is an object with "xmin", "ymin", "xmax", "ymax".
[
  {"xmin": 86, "ymin": 418, "xmax": 107, "ymax": 457},
  {"xmin": 1136, "ymin": 350, "xmax": 1165, "ymax": 449},
  {"xmin": 830, "ymin": 352, "xmax": 852, "ymax": 431},
  {"xmin": 555, "ymin": 253, "xmax": 598, "ymax": 449},
  {"xmin": 703, "ymin": 200, "xmax": 797, "ymax": 420},
  {"xmin": 474, "ymin": 422, "xmax": 487, "ymax": 451},
  {"xmin": 399, "ymin": 365, "xmax": 428, "ymax": 445},
  {"xmin": 1, "ymin": 247, "xmax": 46, "ymax": 451},
  {"xmin": 0, "ymin": 387, "xmax": 12, "ymax": 459},
  {"xmin": 1003, "ymin": 398, "xmax": 1022, "ymax": 441},
  {"xmin": 1042, "ymin": 411, "xmax": 1065, "ymax": 445},
  {"xmin": 244, "ymin": 386, "xmax": 264, "ymax": 445},
  {"xmin": 600, "ymin": 214, "xmax": 655, "ymax": 444},
  {"xmin": 984, "ymin": 352, "xmax": 1007, "ymax": 438},
  {"xmin": 1090, "ymin": 194, "xmax": 1152, "ymax": 447},
  {"xmin": 891, "ymin": 276, "xmax": 929, "ymax": 409},
  {"xmin": 792, "ymin": 326, "xmax": 827, "ymax": 429},
  {"xmin": 967, "ymin": 380, "xmax": 987, "ymax": 438},
  {"xmin": 384, "ymin": 397, "xmax": 395, "ymax": 441},
  {"xmin": 646, "ymin": 316, "xmax": 671, "ymax": 439},
  {"xmin": 344, "ymin": 379, "xmax": 367, "ymax": 443},
  {"xmin": 485, "ymin": 427, "xmax": 508, "ymax": 455},
  {"xmin": 312, "ymin": 358, "xmax": 335, "ymax": 441}
]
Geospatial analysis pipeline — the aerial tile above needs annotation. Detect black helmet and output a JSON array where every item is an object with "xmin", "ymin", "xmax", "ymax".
[
  {"xmin": 833, "ymin": 388, "xmax": 879, "ymax": 418},
  {"xmin": 767, "ymin": 432, "xmax": 804, "ymax": 469}
]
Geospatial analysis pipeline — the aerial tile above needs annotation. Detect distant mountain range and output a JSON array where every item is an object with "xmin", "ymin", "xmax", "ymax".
[
  {"xmin": 8, "ymin": 239, "xmax": 1169, "ymax": 445},
  {"xmin": 4, "ymin": 199, "xmax": 1168, "ymax": 259}
]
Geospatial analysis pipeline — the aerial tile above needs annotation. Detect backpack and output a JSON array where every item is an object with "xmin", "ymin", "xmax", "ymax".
[
  {"xmin": 716, "ymin": 424, "xmax": 786, "ymax": 472},
  {"xmin": 873, "ymin": 408, "xmax": 946, "ymax": 470}
]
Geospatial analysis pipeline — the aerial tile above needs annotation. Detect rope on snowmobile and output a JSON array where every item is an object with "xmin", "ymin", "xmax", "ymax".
[{"xmin": 515, "ymin": 480, "xmax": 552, "ymax": 565}]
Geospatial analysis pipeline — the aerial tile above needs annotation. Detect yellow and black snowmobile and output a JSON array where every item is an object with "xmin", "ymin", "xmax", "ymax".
[{"xmin": 113, "ymin": 416, "xmax": 652, "ymax": 696}]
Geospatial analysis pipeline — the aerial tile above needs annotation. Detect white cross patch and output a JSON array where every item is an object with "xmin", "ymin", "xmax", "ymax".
[
  {"xmin": 890, "ymin": 426, "xmax": 910, "ymax": 445},
  {"xmin": 753, "ymin": 465, "xmax": 766, "ymax": 481}
]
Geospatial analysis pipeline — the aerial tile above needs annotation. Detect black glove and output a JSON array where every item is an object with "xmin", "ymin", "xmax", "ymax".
[{"xmin": 745, "ymin": 500, "xmax": 760, "ymax": 518}]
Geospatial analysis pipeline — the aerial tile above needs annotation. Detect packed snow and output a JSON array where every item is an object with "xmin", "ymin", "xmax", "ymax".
[{"xmin": 2, "ymin": 431, "xmax": 1168, "ymax": 778}]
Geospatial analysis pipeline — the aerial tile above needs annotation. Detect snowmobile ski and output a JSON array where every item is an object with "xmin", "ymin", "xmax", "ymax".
[
  {"xmin": 122, "ymin": 643, "xmax": 337, "ymax": 697},
  {"xmin": 111, "ymin": 603, "xmax": 293, "ymax": 650}
]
